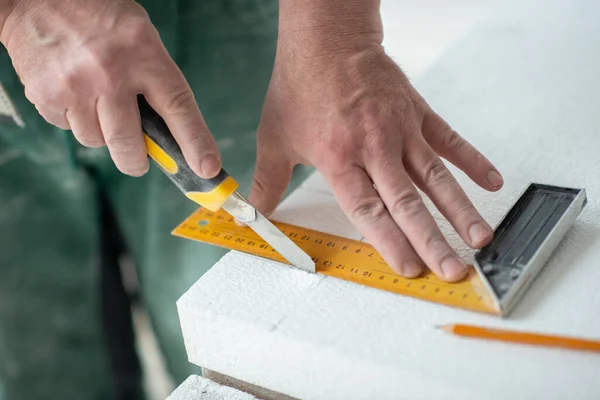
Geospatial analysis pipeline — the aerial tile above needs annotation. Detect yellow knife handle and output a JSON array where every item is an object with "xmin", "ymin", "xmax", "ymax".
[{"xmin": 138, "ymin": 95, "xmax": 238, "ymax": 211}]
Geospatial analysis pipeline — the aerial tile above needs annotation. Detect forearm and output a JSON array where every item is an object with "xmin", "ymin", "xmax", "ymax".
[{"xmin": 278, "ymin": 0, "xmax": 383, "ymax": 55}]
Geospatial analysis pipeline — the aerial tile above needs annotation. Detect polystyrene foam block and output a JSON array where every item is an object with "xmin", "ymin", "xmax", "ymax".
[
  {"xmin": 167, "ymin": 375, "xmax": 257, "ymax": 400},
  {"xmin": 177, "ymin": 0, "xmax": 600, "ymax": 398}
]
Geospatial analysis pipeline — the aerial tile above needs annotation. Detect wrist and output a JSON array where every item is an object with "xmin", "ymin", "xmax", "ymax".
[{"xmin": 277, "ymin": 0, "xmax": 383, "ymax": 58}]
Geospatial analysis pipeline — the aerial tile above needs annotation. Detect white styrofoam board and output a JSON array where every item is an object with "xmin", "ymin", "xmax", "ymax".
[
  {"xmin": 167, "ymin": 375, "xmax": 256, "ymax": 400},
  {"xmin": 177, "ymin": 0, "xmax": 600, "ymax": 399},
  {"xmin": 380, "ymin": 0, "xmax": 494, "ymax": 80}
]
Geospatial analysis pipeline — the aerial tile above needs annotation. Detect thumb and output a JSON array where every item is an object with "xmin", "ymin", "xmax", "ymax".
[{"xmin": 248, "ymin": 150, "xmax": 293, "ymax": 218}]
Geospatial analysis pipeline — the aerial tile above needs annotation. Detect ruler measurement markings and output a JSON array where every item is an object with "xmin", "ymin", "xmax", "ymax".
[
  {"xmin": 173, "ymin": 208, "xmax": 499, "ymax": 315},
  {"xmin": 194, "ymin": 216, "xmax": 398, "ymax": 274},
  {"xmin": 372, "ymin": 269, "xmax": 459, "ymax": 289}
]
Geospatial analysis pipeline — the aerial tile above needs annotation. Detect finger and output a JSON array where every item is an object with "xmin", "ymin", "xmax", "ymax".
[
  {"xmin": 248, "ymin": 152, "xmax": 293, "ymax": 218},
  {"xmin": 35, "ymin": 105, "xmax": 70, "ymax": 130},
  {"xmin": 142, "ymin": 55, "xmax": 220, "ymax": 179},
  {"xmin": 326, "ymin": 166, "xmax": 424, "ymax": 278},
  {"xmin": 367, "ymin": 151, "xmax": 468, "ymax": 282},
  {"xmin": 65, "ymin": 99, "xmax": 105, "ymax": 148},
  {"xmin": 97, "ymin": 94, "xmax": 149, "ymax": 177},
  {"xmin": 422, "ymin": 111, "xmax": 503, "ymax": 191},
  {"xmin": 404, "ymin": 137, "xmax": 493, "ymax": 249}
]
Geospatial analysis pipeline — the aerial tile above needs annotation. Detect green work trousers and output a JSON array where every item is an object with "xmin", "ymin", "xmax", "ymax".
[{"xmin": 0, "ymin": 1, "xmax": 311, "ymax": 399}]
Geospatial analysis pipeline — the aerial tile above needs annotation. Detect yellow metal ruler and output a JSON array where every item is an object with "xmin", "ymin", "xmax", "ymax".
[{"xmin": 173, "ymin": 208, "xmax": 500, "ymax": 315}]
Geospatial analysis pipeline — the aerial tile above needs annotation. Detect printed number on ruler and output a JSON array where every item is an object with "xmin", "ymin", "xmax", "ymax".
[{"xmin": 173, "ymin": 208, "xmax": 500, "ymax": 315}]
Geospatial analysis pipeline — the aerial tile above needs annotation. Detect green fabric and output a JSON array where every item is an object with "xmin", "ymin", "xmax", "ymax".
[{"xmin": 0, "ymin": 1, "xmax": 313, "ymax": 399}]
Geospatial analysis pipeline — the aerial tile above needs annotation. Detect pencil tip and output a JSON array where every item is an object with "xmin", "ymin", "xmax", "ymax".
[{"xmin": 435, "ymin": 324, "xmax": 453, "ymax": 332}]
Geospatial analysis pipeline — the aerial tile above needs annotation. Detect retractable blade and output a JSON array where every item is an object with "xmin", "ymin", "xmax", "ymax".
[
  {"xmin": 221, "ymin": 192, "xmax": 315, "ymax": 272},
  {"xmin": 137, "ymin": 95, "xmax": 315, "ymax": 273}
]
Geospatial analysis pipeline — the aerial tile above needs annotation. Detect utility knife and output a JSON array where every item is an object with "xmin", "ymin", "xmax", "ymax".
[{"xmin": 138, "ymin": 95, "xmax": 315, "ymax": 273}]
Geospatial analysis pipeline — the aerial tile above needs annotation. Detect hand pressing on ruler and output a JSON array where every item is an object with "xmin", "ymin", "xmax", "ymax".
[
  {"xmin": 0, "ymin": 0, "xmax": 221, "ymax": 179},
  {"xmin": 249, "ymin": 0, "xmax": 504, "ymax": 282}
]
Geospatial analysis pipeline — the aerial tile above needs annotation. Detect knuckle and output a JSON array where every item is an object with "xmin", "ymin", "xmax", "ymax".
[
  {"xmin": 349, "ymin": 197, "xmax": 388, "ymax": 224},
  {"xmin": 360, "ymin": 119, "xmax": 388, "ymax": 149},
  {"xmin": 320, "ymin": 137, "xmax": 344, "ymax": 156},
  {"xmin": 24, "ymin": 85, "xmax": 43, "ymax": 105},
  {"xmin": 472, "ymin": 148, "xmax": 485, "ymax": 163},
  {"xmin": 252, "ymin": 171, "xmax": 282, "ymax": 195},
  {"xmin": 184, "ymin": 133, "xmax": 204, "ymax": 149},
  {"xmin": 251, "ymin": 174, "xmax": 268, "ymax": 194},
  {"xmin": 441, "ymin": 129, "xmax": 465, "ymax": 150},
  {"xmin": 317, "ymin": 136, "xmax": 358, "ymax": 169},
  {"xmin": 26, "ymin": 83, "xmax": 59, "ymax": 107},
  {"xmin": 165, "ymin": 89, "xmax": 195, "ymax": 115},
  {"xmin": 75, "ymin": 133, "xmax": 105, "ymax": 148},
  {"xmin": 325, "ymin": 149, "xmax": 351, "ymax": 169},
  {"xmin": 390, "ymin": 191, "xmax": 424, "ymax": 218},
  {"xmin": 425, "ymin": 232, "xmax": 448, "ymax": 253},
  {"xmin": 423, "ymin": 159, "xmax": 452, "ymax": 187},
  {"xmin": 104, "ymin": 134, "xmax": 141, "ymax": 153},
  {"xmin": 453, "ymin": 199, "xmax": 476, "ymax": 216},
  {"xmin": 182, "ymin": 130, "xmax": 213, "ymax": 155},
  {"xmin": 361, "ymin": 113, "xmax": 384, "ymax": 136},
  {"xmin": 123, "ymin": 17, "xmax": 155, "ymax": 46},
  {"xmin": 88, "ymin": 49, "xmax": 117, "ymax": 84},
  {"xmin": 60, "ymin": 68, "xmax": 81, "ymax": 91}
]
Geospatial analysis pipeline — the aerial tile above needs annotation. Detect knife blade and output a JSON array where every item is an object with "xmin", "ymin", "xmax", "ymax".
[{"xmin": 137, "ymin": 95, "xmax": 315, "ymax": 273}]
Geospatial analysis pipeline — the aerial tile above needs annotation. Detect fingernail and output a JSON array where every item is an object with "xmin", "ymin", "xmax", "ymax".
[
  {"xmin": 486, "ymin": 170, "xmax": 503, "ymax": 189},
  {"xmin": 128, "ymin": 161, "xmax": 149, "ymax": 177},
  {"xmin": 234, "ymin": 218, "xmax": 246, "ymax": 227},
  {"xmin": 441, "ymin": 257, "xmax": 468, "ymax": 281},
  {"xmin": 402, "ymin": 260, "xmax": 424, "ymax": 278},
  {"xmin": 200, "ymin": 154, "xmax": 221, "ymax": 178},
  {"xmin": 469, "ymin": 223, "xmax": 491, "ymax": 246}
]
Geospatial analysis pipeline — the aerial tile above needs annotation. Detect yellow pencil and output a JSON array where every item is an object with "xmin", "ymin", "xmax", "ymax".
[{"xmin": 438, "ymin": 324, "xmax": 600, "ymax": 353}]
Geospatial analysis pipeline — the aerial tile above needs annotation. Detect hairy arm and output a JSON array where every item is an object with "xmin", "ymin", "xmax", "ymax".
[{"xmin": 278, "ymin": 0, "xmax": 383, "ymax": 53}]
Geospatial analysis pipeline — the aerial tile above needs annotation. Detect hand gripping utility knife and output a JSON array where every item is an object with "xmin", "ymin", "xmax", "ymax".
[{"xmin": 137, "ymin": 95, "xmax": 315, "ymax": 273}]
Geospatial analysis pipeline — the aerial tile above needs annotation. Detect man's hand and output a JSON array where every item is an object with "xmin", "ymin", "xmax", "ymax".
[
  {"xmin": 0, "ymin": 0, "xmax": 221, "ymax": 178},
  {"xmin": 249, "ymin": 0, "xmax": 503, "ymax": 282}
]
